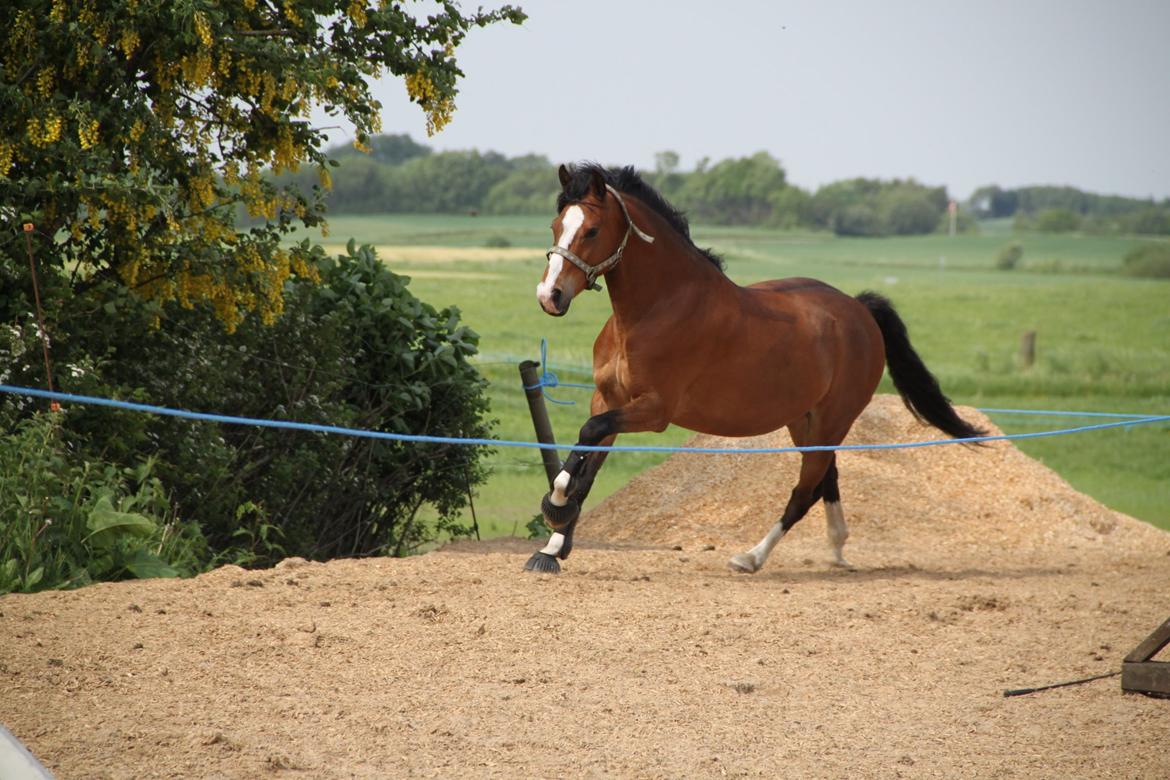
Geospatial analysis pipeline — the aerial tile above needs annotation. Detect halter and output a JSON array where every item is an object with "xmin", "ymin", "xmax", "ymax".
[{"xmin": 546, "ymin": 184, "xmax": 655, "ymax": 292}]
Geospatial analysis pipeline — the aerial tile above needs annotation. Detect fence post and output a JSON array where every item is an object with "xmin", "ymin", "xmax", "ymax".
[
  {"xmin": 518, "ymin": 360, "xmax": 562, "ymax": 489},
  {"xmin": 1019, "ymin": 330, "xmax": 1037, "ymax": 368}
]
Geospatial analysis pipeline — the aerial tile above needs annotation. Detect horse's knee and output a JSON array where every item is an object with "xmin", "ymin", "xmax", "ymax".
[{"xmin": 578, "ymin": 410, "xmax": 621, "ymax": 444}]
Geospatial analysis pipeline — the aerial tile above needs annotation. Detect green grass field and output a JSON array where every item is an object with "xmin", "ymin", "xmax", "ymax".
[{"xmin": 288, "ymin": 215, "xmax": 1170, "ymax": 534}]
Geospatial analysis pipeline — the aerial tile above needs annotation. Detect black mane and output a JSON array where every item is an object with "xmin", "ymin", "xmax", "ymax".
[{"xmin": 556, "ymin": 163, "xmax": 725, "ymax": 272}]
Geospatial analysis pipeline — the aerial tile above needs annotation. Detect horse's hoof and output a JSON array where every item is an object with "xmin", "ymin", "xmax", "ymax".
[
  {"xmin": 523, "ymin": 551, "xmax": 561, "ymax": 574},
  {"xmin": 541, "ymin": 493, "xmax": 581, "ymax": 529},
  {"xmin": 727, "ymin": 553, "xmax": 760, "ymax": 574}
]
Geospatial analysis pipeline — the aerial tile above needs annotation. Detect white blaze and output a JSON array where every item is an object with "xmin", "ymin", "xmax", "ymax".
[{"xmin": 536, "ymin": 205, "xmax": 584, "ymax": 306}]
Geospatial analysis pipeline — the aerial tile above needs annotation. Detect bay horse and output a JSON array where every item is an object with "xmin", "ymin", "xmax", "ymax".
[{"xmin": 525, "ymin": 163, "xmax": 983, "ymax": 575}]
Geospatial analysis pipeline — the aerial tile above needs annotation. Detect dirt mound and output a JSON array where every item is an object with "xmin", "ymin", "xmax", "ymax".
[{"xmin": 581, "ymin": 395, "xmax": 1161, "ymax": 568}]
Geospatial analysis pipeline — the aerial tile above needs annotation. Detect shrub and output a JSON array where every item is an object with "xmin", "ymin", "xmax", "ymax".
[
  {"xmin": 833, "ymin": 204, "xmax": 882, "ymax": 237},
  {"xmin": 996, "ymin": 242, "xmax": 1024, "ymax": 270},
  {"xmin": 1121, "ymin": 244, "xmax": 1170, "ymax": 279},
  {"xmin": 0, "ymin": 412, "xmax": 207, "ymax": 594},
  {"xmin": 1128, "ymin": 209, "xmax": 1170, "ymax": 236},
  {"xmin": 1033, "ymin": 208, "xmax": 1082, "ymax": 233},
  {"xmin": 877, "ymin": 190, "xmax": 941, "ymax": 235},
  {"xmin": 18, "ymin": 242, "xmax": 495, "ymax": 566}
]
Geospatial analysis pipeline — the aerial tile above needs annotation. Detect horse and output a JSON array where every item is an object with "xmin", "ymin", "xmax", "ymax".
[{"xmin": 525, "ymin": 163, "xmax": 983, "ymax": 575}]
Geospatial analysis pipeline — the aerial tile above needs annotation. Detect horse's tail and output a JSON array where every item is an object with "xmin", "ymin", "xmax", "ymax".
[{"xmin": 856, "ymin": 291, "xmax": 986, "ymax": 440}]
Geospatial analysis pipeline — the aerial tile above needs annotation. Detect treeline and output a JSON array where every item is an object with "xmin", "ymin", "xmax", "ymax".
[
  {"xmin": 284, "ymin": 134, "xmax": 1170, "ymax": 237},
  {"xmin": 283, "ymin": 136, "xmax": 961, "ymax": 237},
  {"xmin": 969, "ymin": 184, "xmax": 1170, "ymax": 235}
]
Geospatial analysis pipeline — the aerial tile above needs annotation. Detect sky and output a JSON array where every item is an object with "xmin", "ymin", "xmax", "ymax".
[{"xmin": 317, "ymin": 0, "xmax": 1170, "ymax": 201}]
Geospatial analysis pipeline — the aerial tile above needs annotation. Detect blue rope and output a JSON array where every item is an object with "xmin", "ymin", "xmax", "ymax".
[
  {"xmin": 2, "ymin": 384, "xmax": 1167, "ymax": 455},
  {"xmin": 522, "ymin": 337, "xmax": 594, "ymax": 405}
]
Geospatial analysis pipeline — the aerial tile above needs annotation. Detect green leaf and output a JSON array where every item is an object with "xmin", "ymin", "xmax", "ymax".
[
  {"xmin": 85, "ymin": 497, "xmax": 157, "ymax": 547},
  {"xmin": 123, "ymin": 550, "xmax": 179, "ymax": 580},
  {"xmin": 24, "ymin": 566, "xmax": 44, "ymax": 589}
]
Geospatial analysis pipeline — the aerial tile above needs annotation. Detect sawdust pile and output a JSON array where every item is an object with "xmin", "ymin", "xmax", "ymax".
[{"xmin": 581, "ymin": 394, "xmax": 1160, "ymax": 566}]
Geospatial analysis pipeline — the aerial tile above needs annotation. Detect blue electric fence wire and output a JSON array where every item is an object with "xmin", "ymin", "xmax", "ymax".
[
  {"xmin": 521, "ymin": 337, "xmax": 594, "ymax": 405},
  {"xmin": 2, "ymin": 384, "xmax": 1166, "ymax": 456}
]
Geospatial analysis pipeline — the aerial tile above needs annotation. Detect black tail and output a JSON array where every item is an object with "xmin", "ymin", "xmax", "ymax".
[{"xmin": 857, "ymin": 291, "xmax": 986, "ymax": 440}]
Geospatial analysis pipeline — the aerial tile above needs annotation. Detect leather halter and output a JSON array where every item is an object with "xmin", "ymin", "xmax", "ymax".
[{"xmin": 546, "ymin": 184, "xmax": 655, "ymax": 292}]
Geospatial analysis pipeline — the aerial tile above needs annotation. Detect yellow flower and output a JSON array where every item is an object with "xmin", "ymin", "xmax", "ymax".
[
  {"xmin": 404, "ymin": 70, "xmax": 454, "ymax": 136},
  {"xmin": 194, "ymin": 12, "xmax": 213, "ymax": 47},
  {"xmin": 37, "ymin": 67, "xmax": 55, "ymax": 99},
  {"xmin": 0, "ymin": 142, "xmax": 13, "ymax": 175},
  {"xmin": 347, "ymin": 1, "xmax": 368, "ymax": 27},
  {"xmin": 78, "ymin": 118, "xmax": 100, "ymax": 150},
  {"xmin": 119, "ymin": 29, "xmax": 140, "ymax": 59}
]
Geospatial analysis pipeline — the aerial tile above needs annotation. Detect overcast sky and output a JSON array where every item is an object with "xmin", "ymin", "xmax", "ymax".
[{"xmin": 320, "ymin": 0, "xmax": 1170, "ymax": 201}]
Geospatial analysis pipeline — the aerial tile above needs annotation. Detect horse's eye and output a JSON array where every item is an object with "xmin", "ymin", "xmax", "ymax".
[{"xmin": 584, "ymin": 227, "xmax": 600, "ymax": 239}]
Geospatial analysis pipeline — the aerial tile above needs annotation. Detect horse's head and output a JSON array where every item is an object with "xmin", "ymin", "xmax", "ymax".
[{"xmin": 537, "ymin": 164, "xmax": 654, "ymax": 316}]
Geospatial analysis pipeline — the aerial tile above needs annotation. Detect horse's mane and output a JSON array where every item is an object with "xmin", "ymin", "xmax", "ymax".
[{"xmin": 557, "ymin": 163, "xmax": 725, "ymax": 273}]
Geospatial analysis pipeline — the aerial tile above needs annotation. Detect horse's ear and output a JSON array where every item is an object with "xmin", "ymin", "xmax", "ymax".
[
  {"xmin": 589, "ymin": 169, "xmax": 606, "ymax": 200},
  {"xmin": 558, "ymin": 164, "xmax": 571, "ymax": 189}
]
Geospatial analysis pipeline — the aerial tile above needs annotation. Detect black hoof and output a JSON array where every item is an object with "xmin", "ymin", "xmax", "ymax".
[
  {"xmin": 541, "ymin": 493, "xmax": 581, "ymax": 529},
  {"xmin": 523, "ymin": 551, "xmax": 561, "ymax": 574}
]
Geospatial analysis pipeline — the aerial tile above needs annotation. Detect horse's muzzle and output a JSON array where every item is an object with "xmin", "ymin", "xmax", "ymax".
[{"xmin": 538, "ymin": 288, "xmax": 571, "ymax": 317}]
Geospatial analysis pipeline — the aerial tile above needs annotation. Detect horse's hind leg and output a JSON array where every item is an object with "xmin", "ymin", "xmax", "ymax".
[
  {"xmin": 821, "ymin": 459, "xmax": 853, "ymax": 568},
  {"xmin": 728, "ymin": 449, "xmax": 834, "ymax": 574}
]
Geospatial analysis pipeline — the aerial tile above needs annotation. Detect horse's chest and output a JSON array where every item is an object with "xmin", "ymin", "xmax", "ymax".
[{"xmin": 594, "ymin": 351, "xmax": 632, "ymax": 402}]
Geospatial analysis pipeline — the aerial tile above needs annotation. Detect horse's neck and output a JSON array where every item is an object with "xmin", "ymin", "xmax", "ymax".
[{"xmin": 604, "ymin": 207, "xmax": 732, "ymax": 327}]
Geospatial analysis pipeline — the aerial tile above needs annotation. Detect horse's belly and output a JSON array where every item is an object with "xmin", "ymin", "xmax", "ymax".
[{"xmin": 671, "ymin": 373, "xmax": 820, "ymax": 437}]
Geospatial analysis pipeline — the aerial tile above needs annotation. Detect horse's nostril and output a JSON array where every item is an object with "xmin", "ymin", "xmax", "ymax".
[{"xmin": 550, "ymin": 288, "xmax": 562, "ymax": 306}]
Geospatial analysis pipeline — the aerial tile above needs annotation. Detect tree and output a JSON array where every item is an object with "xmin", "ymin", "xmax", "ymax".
[
  {"xmin": 1, "ymin": 0, "xmax": 524, "ymax": 331},
  {"xmin": 676, "ymin": 152, "xmax": 788, "ymax": 224},
  {"xmin": 1033, "ymin": 208, "xmax": 1082, "ymax": 233},
  {"xmin": 483, "ymin": 161, "xmax": 559, "ymax": 215},
  {"xmin": 654, "ymin": 150, "xmax": 680, "ymax": 177}
]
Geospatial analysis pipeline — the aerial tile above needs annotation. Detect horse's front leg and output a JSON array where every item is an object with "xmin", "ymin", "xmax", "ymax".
[{"xmin": 524, "ymin": 394, "xmax": 668, "ymax": 574}]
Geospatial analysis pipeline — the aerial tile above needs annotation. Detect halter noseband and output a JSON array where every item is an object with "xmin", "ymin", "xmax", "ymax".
[{"xmin": 546, "ymin": 184, "xmax": 655, "ymax": 292}]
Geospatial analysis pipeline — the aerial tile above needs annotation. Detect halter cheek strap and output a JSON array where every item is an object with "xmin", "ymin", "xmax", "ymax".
[{"xmin": 546, "ymin": 184, "xmax": 655, "ymax": 292}]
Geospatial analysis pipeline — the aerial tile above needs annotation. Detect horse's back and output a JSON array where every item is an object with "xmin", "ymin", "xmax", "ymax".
[{"xmin": 730, "ymin": 277, "xmax": 885, "ymax": 431}]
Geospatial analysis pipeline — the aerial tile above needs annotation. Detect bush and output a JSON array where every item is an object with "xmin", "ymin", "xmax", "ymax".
[
  {"xmin": 833, "ymin": 204, "xmax": 882, "ymax": 236},
  {"xmin": 878, "ymin": 190, "xmax": 941, "ymax": 235},
  {"xmin": 30, "ymin": 242, "xmax": 494, "ymax": 566},
  {"xmin": 1033, "ymin": 208, "xmax": 1082, "ymax": 233},
  {"xmin": 996, "ymin": 242, "xmax": 1024, "ymax": 270},
  {"xmin": 0, "ymin": 412, "xmax": 207, "ymax": 594},
  {"xmin": 3, "ymin": 239, "xmax": 494, "ymax": 570},
  {"xmin": 1121, "ymin": 244, "xmax": 1170, "ymax": 279},
  {"xmin": 1128, "ymin": 209, "xmax": 1170, "ymax": 236}
]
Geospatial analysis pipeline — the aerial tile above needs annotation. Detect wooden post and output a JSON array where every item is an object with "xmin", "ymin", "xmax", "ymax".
[
  {"xmin": 1019, "ymin": 330, "xmax": 1037, "ymax": 368},
  {"xmin": 1122, "ymin": 616, "xmax": 1170, "ymax": 697},
  {"xmin": 518, "ymin": 360, "xmax": 562, "ymax": 489}
]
